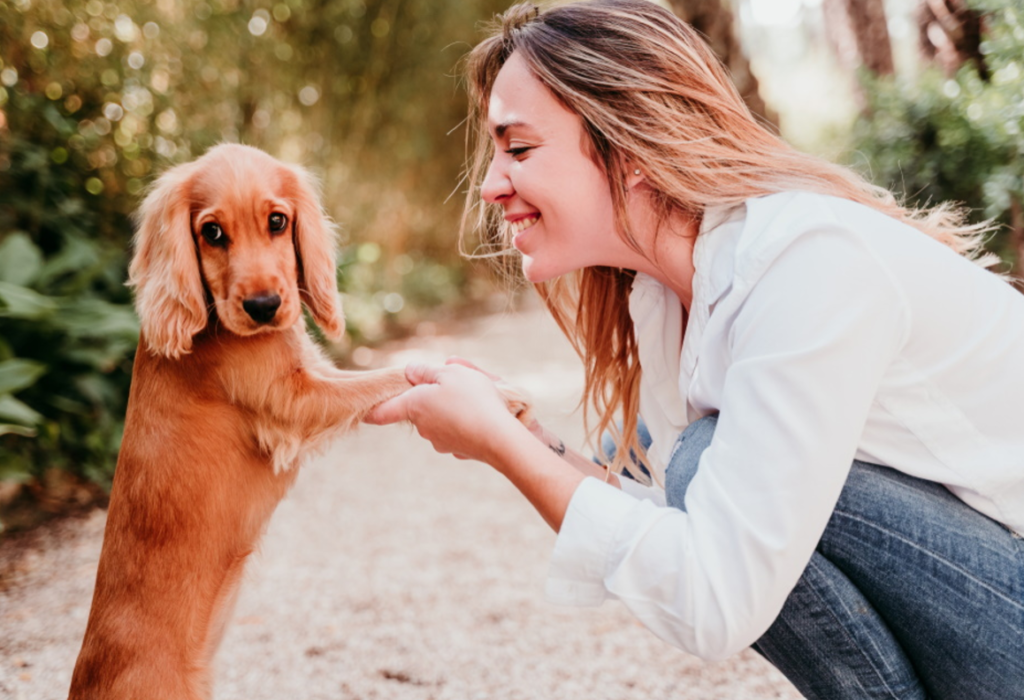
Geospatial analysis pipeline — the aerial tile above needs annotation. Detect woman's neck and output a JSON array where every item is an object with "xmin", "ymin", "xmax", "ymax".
[{"xmin": 629, "ymin": 207, "xmax": 700, "ymax": 313}]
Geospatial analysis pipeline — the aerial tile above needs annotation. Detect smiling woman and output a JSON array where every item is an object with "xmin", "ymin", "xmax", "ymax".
[
  {"xmin": 369, "ymin": 1, "xmax": 1024, "ymax": 698},
  {"xmin": 458, "ymin": 0, "xmax": 1000, "ymax": 486},
  {"xmin": 479, "ymin": 53, "xmax": 685, "ymax": 286}
]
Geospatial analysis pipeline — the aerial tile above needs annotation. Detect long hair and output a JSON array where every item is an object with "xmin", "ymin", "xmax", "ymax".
[{"xmin": 460, "ymin": 0, "xmax": 997, "ymax": 478}]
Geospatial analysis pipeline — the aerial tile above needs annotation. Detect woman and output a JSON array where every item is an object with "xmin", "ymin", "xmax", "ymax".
[{"xmin": 368, "ymin": 1, "xmax": 1024, "ymax": 698}]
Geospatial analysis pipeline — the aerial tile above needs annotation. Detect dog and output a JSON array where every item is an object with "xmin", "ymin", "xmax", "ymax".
[{"xmin": 68, "ymin": 144, "xmax": 528, "ymax": 699}]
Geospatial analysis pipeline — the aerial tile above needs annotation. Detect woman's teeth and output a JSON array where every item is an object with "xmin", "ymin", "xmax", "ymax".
[{"xmin": 511, "ymin": 215, "xmax": 539, "ymax": 234}]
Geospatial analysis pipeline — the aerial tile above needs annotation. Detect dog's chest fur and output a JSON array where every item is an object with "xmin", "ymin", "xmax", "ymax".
[{"xmin": 174, "ymin": 322, "xmax": 345, "ymax": 475}]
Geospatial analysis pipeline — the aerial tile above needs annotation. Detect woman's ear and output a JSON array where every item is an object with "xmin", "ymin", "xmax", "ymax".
[
  {"xmin": 285, "ymin": 165, "xmax": 344, "ymax": 340},
  {"xmin": 128, "ymin": 162, "xmax": 208, "ymax": 358},
  {"xmin": 626, "ymin": 164, "xmax": 645, "ymax": 189}
]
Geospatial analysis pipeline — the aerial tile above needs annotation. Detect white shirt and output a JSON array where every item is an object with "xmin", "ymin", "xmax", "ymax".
[{"xmin": 546, "ymin": 191, "xmax": 1024, "ymax": 661}]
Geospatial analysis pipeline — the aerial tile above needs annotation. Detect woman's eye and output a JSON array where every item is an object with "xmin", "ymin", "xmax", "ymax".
[
  {"xmin": 505, "ymin": 146, "xmax": 532, "ymax": 158},
  {"xmin": 268, "ymin": 213, "xmax": 288, "ymax": 233},
  {"xmin": 201, "ymin": 222, "xmax": 226, "ymax": 246}
]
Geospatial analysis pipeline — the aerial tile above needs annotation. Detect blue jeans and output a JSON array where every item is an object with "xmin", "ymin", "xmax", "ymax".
[{"xmin": 614, "ymin": 416, "xmax": 1024, "ymax": 700}]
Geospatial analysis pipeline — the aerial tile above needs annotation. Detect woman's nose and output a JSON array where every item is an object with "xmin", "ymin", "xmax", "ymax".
[{"xmin": 480, "ymin": 155, "xmax": 513, "ymax": 204}]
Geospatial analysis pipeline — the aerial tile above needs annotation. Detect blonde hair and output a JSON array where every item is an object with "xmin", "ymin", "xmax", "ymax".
[{"xmin": 461, "ymin": 0, "xmax": 997, "ymax": 478}]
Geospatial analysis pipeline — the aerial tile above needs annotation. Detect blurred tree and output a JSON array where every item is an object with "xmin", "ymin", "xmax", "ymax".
[
  {"xmin": 822, "ymin": 0, "xmax": 894, "ymax": 84},
  {"xmin": 918, "ymin": 0, "xmax": 989, "ymax": 80},
  {"xmin": 845, "ymin": 0, "xmax": 894, "ymax": 75},
  {"xmin": 848, "ymin": 0, "xmax": 1023, "ymax": 280}
]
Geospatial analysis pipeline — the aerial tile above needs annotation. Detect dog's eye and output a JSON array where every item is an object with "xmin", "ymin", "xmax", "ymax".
[
  {"xmin": 268, "ymin": 213, "xmax": 288, "ymax": 233},
  {"xmin": 201, "ymin": 222, "xmax": 226, "ymax": 246}
]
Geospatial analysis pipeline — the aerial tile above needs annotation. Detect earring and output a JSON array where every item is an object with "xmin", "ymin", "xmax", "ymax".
[{"xmin": 633, "ymin": 169, "xmax": 641, "ymax": 176}]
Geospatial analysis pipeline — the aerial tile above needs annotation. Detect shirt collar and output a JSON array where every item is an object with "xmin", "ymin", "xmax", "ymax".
[
  {"xmin": 626, "ymin": 203, "xmax": 748, "ymax": 479},
  {"xmin": 693, "ymin": 202, "xmax": 748, "ymax": 311}
]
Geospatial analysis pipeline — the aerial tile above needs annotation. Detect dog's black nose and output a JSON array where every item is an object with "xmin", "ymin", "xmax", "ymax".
[{"xmin": 243, "ymin": 294, "xmax": 281, "ymax": 324}]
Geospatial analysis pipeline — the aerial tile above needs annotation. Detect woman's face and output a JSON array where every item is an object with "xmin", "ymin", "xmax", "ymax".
[{"xmin": 481, "ymin": 52, "xmax": 642, "ymax": 283}]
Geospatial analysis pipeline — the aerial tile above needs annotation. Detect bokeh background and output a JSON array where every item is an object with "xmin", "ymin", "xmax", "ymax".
[{"xmin": 1, "ymin": 0, "xmax": 1022, "ymax": 529}]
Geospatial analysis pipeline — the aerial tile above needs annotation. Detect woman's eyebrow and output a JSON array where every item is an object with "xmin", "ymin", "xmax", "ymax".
[{"xmin": 493, "ymin": 119, "xmax": 532, "ymax": 138}]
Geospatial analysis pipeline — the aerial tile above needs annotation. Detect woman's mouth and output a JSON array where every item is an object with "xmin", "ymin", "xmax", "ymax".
[{"xmin": 510, "ymin": 214, "xmax": 540, "ymax": 235}]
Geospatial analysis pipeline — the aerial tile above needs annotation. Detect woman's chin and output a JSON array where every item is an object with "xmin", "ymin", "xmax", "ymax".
[
  {"xmin": 521, "ymin": 258, "xmax": 550, "ymax": 284},
  {"xmin": 522, "ymin": 257, "xmax": 578, "ymax": 284}
]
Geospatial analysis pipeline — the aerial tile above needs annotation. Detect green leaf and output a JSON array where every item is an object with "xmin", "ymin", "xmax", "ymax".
[
  {"xmin": 63, "ymin": 342, "xmax": 135, "ymax": 371},
  {"xmin": 0, "ymin": 233, "xmax": 44, "ymax": 286},
  {"xmin": 42, "ymin": 103, "xmax": 76, "ymax": 137},
  {"xmin": 0, "ymin": 359, "xmax": 48, "ymax": 394},
  {"xmin": 36, "ymin": 235, "xmax": 104, "ymax": 290},
  {"xmin": 48, "ymin": 395, "xmax": 88, "ymax": 414},
  {"xmin": 74, "ymin": 373, "xmax": 119, "ymax": 406},
  {"xmin": 51, "ymin": 298, "xmax": 139, "ymax": 340},
  {"xmin": 0, "ymin": 281, "xmax": 58, "ymax": 319},
  {"xmin": 0, "ymin": 424, "xmax": 37, "ymax": 438},
  {"xmin": 0, "ymin": 452, "xmax": 34, "ymax": 482},
  {"xmin": 0, "ymin": 394, "xmax": 44, "ymax": 426}
]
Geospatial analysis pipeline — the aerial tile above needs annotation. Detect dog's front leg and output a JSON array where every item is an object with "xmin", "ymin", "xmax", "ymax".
[
  {"xmin": 221, "ymin": 345, "xmax": 410, "ymax": 473},
  {"xmin": 301, "ymin": 364, "xmax": 414, "ymax": 430}
]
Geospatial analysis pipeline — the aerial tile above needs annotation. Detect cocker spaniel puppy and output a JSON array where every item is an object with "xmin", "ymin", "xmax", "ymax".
[{"xmin": 69, "ymin": 144, "xmax": 524, "ymax": 699}]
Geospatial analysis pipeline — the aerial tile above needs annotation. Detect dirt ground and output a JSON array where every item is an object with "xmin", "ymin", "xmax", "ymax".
[{"xmin": 0, "ymin": 301, "xmax": 802, "ymax": 700}]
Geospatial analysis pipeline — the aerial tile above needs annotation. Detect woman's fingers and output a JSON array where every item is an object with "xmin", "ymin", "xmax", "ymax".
[
  {"xmin": 364, "ymin": 393, "xmax": 410, "ymax": 425},
  {"xmin": 445, "ymin": 355, "xmax": 502, "ymax": 381},
  {"xmin": 444, "ymin": 356, "xmax": 533, "ymax": 422},
  {"xmin": 364, "ymin": 363, "xmax": 442, "ymax": 425},
  {"xmin": 405, "ymin": 362, "xmax": 442, "ymax": 386},
  {"xmin": 364, "ymin": 361, "xmax": 525, "ymax": 445},
  {"xmin": 363, "ymin": 360, "xmax": 530, "ymax": 464}
]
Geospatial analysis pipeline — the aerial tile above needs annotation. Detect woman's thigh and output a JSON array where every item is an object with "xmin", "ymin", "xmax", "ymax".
[
  {"xmin": 663, "ymin": 415, "xmax": 1024, "ymax": 699},
  {"xmin": 820, "ymin": 461, "xmax": 1024, "ymax": 698}
]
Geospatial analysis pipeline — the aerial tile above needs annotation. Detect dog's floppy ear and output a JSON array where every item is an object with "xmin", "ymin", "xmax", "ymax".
[
  {"xmin": 128, "ymin": 162, "xmax": 207, "ymax": 358},
  {"xmin": 284, "ymin": 165, "xmax": 343, "ymax": 340}
]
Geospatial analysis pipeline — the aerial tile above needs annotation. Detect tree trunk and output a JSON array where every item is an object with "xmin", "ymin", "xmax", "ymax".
[
  {"xmin": 822, "ymin": 0, "xmax": 895, "ymax": 78},
  {"xmin": 822, "ymin": 0, "xmax": 862, "ymax": 77},
  {"xmin": 917, "ymin": 0, "xmax": 989, "ymax": 80},
  {"xmin": 842, "ymin": 0, "xmax": 895, "ymax": 76},
  {"xmin": 820, "ymin": 0, "xmax": 894, "ymax": 107},
  {"xmin": 664, "ymin": 0, "xmax": 777, "ymax": 128}
]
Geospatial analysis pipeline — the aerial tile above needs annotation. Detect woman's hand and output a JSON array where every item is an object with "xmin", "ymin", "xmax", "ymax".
[
  {"xmin": 365, "ymin": 360, "xmax": 528, "ymax": 464},
  {"xmin": 366, "ymin": 356, "xmax": 617, "ymax": 532},
  {"xmin": 443, "ymin": 356, "xmax": 544, "ymax": 438}
]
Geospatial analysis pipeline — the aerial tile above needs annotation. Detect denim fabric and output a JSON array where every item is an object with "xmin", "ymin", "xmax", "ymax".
[
  {"xmin": 599, "ymin": 421, "xmax": 653, "ymax": 482},
  {"xmin": 656, "ymin": 415, "xmax": 1024, "ymax": 700}
]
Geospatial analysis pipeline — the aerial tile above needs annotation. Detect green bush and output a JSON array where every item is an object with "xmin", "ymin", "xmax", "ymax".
[
  {"xmin": 0, "ymin": 137, "xmax": 138, "ymax": 495},
  {"xmin": 848, "ymin": 0, "xmax": 1024, "ymax": 265}
]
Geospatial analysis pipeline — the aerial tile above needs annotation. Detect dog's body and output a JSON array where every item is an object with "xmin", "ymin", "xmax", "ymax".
[
  {"xmin": 68, "ymin": 144, "xmax": 416, "ymax": 699},
  {"xmin": 70, "ymin": 324, "xmax": 407, "ymax": 699}
]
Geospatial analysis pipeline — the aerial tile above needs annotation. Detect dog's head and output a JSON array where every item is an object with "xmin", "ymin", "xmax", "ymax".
[{"xmin": 129, "ymin": 143, "xmax": 343, "ymax": 358}]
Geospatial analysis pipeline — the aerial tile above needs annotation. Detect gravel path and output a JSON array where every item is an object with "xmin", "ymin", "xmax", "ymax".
[{"xmin": 0, "ymin": 302, "xmax": 801, "ymax": 700}]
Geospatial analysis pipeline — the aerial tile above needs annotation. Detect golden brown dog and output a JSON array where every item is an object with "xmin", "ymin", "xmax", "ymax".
[{"xmin": 68, "ymin": 144, "xmax": 525, "ymax": 699}]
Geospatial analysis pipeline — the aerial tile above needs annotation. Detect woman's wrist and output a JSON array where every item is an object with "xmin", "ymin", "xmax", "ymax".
[
  {"xmin": 525, "ymin": 423, "xmax": 615, "ymax": 484},
  {"xmin": 486, "ymin": 418, "xmax": 546, "ymax": 475},
  {"xmin": 527, "ymin": 420, "xmax": 562, "ymax": 454},
  {"xmin": 547, "ymin": 436, "xmax": 567, "ymax": 458}
]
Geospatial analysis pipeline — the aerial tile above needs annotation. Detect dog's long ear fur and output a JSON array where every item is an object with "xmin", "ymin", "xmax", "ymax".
[
  {"xmin": 284, "ymin": 165, "xmax": 343, "ymax": 340},
  {"xmin": 128, "ymin": 162, "xmax": 207, "ymax": 358}
]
